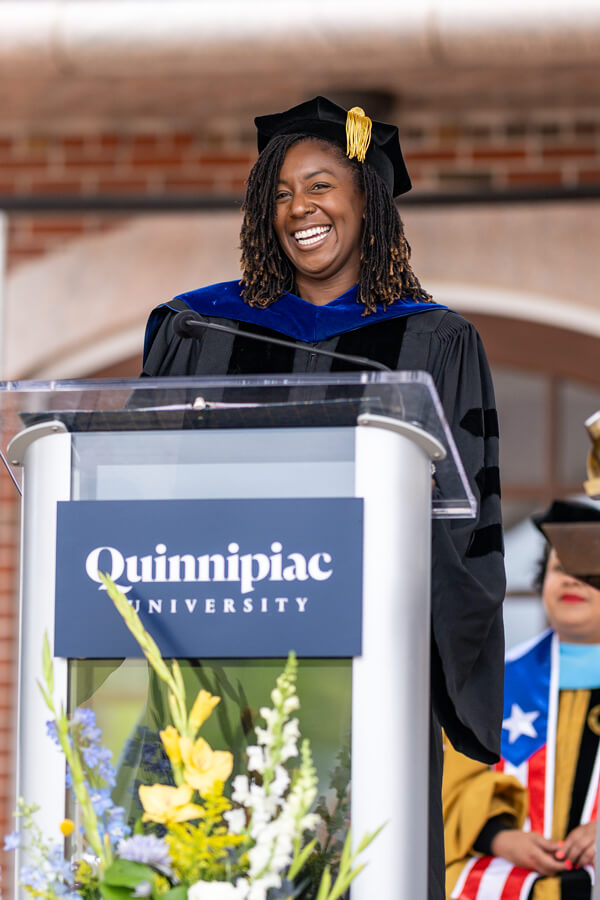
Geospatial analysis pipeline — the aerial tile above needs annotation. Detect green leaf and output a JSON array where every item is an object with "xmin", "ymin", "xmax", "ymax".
[
  {"xmin": 168, "ymin": 692, "xmax": 180, "ymax": 728},
  {"xmin": 287, "ymin": 837, "xmax": 317, "ymax": 880},
  {"xmin": 99, "ymin": 883, "xmax": 133, "ymax": 900},
  {"xmin": 42, "ymin": 632, "xmax": 54, "ymax": 694},
  {"xmin": 172, "ymin": 659, "xmax": 184, "ymax": 697},
  {"xmin": 339, "ymin": 828, "xmax": 351, "ymax": 872},
  {"xmin": 133, "ymin": 817, "xmax": 145, "ymax": 836},
  {"xmin": 356, "ymin": 823, "xmax": 385, "ymax": 854},
  {"xmin": 36, "ymin": 680, "xmax": 53, "ymax": 712},
  {"xmin": 160, "ymin": 886, "xmax": 187, "ymax": 900},
  {"xmin": 103, "ymin": 859, "xmax": 157, "ymax": 888},
  {"xmin": 315, "ymin": 866, "xmax": 331, "ymax": 900},
  {"xmin": 328, "ymin": 864, "xmax": 365, "ymax": 900}
]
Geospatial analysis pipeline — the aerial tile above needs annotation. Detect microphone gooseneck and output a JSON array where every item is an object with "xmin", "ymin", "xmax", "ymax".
[{"xmin": 172, "ymin": 310, "xmax": 392, "ymax": 373}]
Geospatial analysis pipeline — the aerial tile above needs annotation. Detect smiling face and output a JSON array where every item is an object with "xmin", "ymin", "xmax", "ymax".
[
  {"xmin": 542, "ymin": 548, "xmax": 600, "ymax": 643},
  {"xmin": 272, "ymin": 139, "xmax": 365, "ymax": 304}
]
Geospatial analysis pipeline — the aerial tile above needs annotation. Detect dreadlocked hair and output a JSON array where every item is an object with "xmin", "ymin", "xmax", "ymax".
[
  {"xmin": 240, "ymin": 134, "xmax": 433, "ymax": 312},
  {"xmin": 359, "ymin": 160, "xmax": 432, "ymax": 313},
  {"xmin": 240, "ymin": 134, "xmax": 301, "ymax": 308}
]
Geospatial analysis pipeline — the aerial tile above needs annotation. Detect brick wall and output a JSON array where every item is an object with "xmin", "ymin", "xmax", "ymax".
[
  {"xmin": 1, "ymin": 109, "xmax": 600, "ymax": 269},
  {"xmin": 401, "ymin": 112, "xmax": 600, "ymax": 191},
  {"xmin": 1, "ymin": 129, "xmax": 255, "ymax": 269}
]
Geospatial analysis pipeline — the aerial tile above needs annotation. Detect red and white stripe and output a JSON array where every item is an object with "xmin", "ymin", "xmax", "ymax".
[{"xmin": 450, "ymin": 857, "xmax": 537, "ymax": 900}]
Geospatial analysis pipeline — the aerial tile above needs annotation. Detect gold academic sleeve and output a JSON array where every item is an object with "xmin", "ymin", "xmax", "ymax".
[{"xmin": 442, "ymin": 738, "xmax": 529, "ymax": 894}]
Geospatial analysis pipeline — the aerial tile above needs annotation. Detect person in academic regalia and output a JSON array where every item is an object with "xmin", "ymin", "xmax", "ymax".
[
  {"xmin": 142, "ymin": 95, "xmax": 506, "ymax": 900},
  {"xmin": 444, "ymin": 499, "xmax": 600, "ymax": 900}
]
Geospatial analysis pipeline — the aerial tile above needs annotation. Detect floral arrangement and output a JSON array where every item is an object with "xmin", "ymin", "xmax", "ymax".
[{"xmin": 4, "ymin": 575, "xmax": 378, "ymax": 900}]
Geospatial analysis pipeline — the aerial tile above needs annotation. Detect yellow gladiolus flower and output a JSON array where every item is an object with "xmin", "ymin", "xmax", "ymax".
[
  {"xmin": 189, "ymin": 689, "xmax": 221, "ymax": 733},
  {"xmin": 139, "ymin": 783, "xmax": 204, "ymax": 824},
  {"xmin": 160, "ymin": 725, "xmax": 182, "ymax": 767},
  {"xmin": 59, "ymin": 819, "xmax": 75, "ymax": 836},
  {"xmin": 180, "ymin": 736, "xmax": 233, "ymax": 796}
]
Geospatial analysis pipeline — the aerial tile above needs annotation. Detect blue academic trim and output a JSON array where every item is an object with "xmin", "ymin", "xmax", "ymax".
[
  {"xmin": 559, "ymin": 642, "xmax": 600, "ymax": 690},
  {"xmin": 145, "ymin": 280, "xmax": 446, "ymax": 357}
]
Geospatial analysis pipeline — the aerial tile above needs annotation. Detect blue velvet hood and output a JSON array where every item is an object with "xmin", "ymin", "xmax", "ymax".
[{"xmin": 145, "ymin": 280, "xmax": 446, "ymax": 356}]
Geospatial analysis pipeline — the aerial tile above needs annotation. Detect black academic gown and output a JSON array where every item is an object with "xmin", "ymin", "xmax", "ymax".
[{"xmin": 142, "ymin": 281, "xmax": 506, "ymax": 900}]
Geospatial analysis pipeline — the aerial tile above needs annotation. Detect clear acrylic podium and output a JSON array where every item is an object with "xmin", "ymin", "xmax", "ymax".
[{"xmin": 0, "ymin": 373, "xmax": 476, "ymax": 899}]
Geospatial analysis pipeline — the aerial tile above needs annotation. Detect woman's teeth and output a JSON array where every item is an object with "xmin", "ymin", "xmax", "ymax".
[{"xmin": 294, "ymin": 225, "xmax": 331, "ymax": 246}]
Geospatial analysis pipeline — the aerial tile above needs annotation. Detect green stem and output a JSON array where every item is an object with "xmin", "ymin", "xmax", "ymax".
[
  {"xmin": 100, "ymin": 574, "xmax": 191, "ymax": 737},
  {"xmin": 39, "ymin": 637, "xmax": 111, "ymax": 867}
]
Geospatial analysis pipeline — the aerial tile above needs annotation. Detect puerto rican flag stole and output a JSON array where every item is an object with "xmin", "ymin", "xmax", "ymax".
[{"xmin": 451, "ymin": 630, "xmax": 600, "ymax": 900}]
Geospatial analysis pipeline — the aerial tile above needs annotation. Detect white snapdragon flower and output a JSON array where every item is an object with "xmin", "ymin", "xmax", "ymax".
[
  {"xmin": 269, "ymin": 833, "xmax": 294, "ymax": 871},
  {"xmin": 258, "ymin": 707, "xmax": 277, "ymax": 727},
  {"xmin": 270, "ymin": 688, "xmax": 283, "ymax": 707},
  {"xmin": 270, "ymin": 765, "xmax": 290, "ymax": 797},
  {"xmin": 301, "ymin": 812, "xmax": 320, "ymax": 832},
  {"xmin": 232, "ymin": 774, "xmax": 250, "ymax": 804},
  {"xmin": 253, "ymin": 727, "xmax": 274, "ymax": 747},
  {"xmin": 246, "ymin": 745, "xmax": 266, "ymax": 772},
  {"xmin": 246, "ymin": 873, "xmax": 281, "ymax": 900},
  {"xmin": 247, "ymin": 839, "xmax": 272, "ymax": 875},
  {"xmin": 223, "ymin": 808, "xmax": 246, "ymax": 834},
  {"xmin": 246, "ymin": 745, "xmax": 266, "ymax": 773},
  {"xmin": 231, "ymin": 655, "xmax": 321, "ymax": 894},
  {"xmin": 188, "ymin": 881, "xmax": 247, "ymax": 900},
  {"xmin": 278, "ymin": 719, "xmax": 300, "ymax": 762},
  {"xmin": 283, "ymin": 695, "xmax": 300, "ymax": 715}
]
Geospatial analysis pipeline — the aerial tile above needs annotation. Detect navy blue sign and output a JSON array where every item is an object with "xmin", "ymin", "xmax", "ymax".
[{"xmin": 55, "ymin": 498, "xmax": 363, "ymax": 659}]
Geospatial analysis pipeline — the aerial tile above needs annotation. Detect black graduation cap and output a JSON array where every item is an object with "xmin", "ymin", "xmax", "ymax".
[
  {"xmin": 255, "ymin": 95, "xmax": 411, "ymax": 198},
  {"xmin": 533, "ymin": 499, "xmax": 600, "ymax": 588},
  {"xmin": 533, "ymin": 499, "xmax": 600, "ymax": 533}
]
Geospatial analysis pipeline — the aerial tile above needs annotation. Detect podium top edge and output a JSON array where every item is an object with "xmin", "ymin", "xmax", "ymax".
[{"xmin": 0, "ymin": 372, "xmax": 436, "ymax": 392}]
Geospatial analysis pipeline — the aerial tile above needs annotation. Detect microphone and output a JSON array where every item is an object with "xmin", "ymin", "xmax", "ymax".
[{"xmin": 172, "ymin": 310, "xmax": 392, "ymax": 373}]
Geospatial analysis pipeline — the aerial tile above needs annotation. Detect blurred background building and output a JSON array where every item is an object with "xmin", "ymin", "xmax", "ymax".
[{"xmin": 1, "ymin": 0, "xmax": 600, "ymax": 854}]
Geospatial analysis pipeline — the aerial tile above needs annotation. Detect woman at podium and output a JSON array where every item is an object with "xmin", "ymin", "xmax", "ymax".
[{"xmin": 142, "ymin": 95, "xmax": 506, "ymax": 900}]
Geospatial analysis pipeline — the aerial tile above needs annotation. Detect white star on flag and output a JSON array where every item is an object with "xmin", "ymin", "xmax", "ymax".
[{"xmin": 502, "ymin": 703, "xmax": 540, "ymax": 744}]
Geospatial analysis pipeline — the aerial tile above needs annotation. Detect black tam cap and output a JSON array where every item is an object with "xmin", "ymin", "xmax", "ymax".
[
  {"xmin": 255, "ymin": 95, "xmax": 411, "ymax": 198},
  {"xmin": 532, "ymin": 499, "xmax": 600, "ymax": 533},
  {"xmin": 532, "ymin": 499, "xmax": 600, "ymax": 588}
]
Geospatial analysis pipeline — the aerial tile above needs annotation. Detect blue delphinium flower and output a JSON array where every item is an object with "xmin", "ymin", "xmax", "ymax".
[
  {"xmin": 22, "ymin": 842, "xmax": 76, "ymax": 896},
  {"xmin": 118, "ymin": 834, "xmax": 173, "ymax": 876},
  {"xmin": 96, "ymin": 746, "xmax": 117, "ymax": 786},
  {"xmin": 72, "ymin": 707, "xmax": 117, "ymax": 786},
  {"xmin": 89, "ymin": 786, "xmax": 113, "ymax": 817},
  {"xmin": 20, "ymin": 865, "xmax": 48, "ymax": 892},
  {"xmin": 3, "ymin": 830, "xmax": 20, "ymax": 850},
  {"xmin": 48, "ymin": 843, "xmax": 75, "ymax": 884},
  {"xmin": 46, "ymin": 719, "xmax": 60, "ymax": 746},
  {"xmin": 93, "ymin": 799, "xmax": 131, "ymax": 849},
  {"xmin": 105, "ymin": 806, "xmax": 131, "ymax": 845},
  {"xmin": 73, "ymin": 707, "xmax": 102, "ymax": 743},
  {"xmin": 82, "ymin": 743, "xmax": 101, "ymax": 769}
]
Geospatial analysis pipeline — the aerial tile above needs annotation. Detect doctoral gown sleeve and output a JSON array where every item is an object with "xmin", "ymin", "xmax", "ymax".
[
  {"xmin": 409, "ymin": 312, "xmax": 506, "ymax": 762},
  {"xmin": 142, "ymin": 304, "xmax": 204, "ymax": 376}
]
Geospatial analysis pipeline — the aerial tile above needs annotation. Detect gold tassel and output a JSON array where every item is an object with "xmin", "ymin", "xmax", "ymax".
[
  {"xmin": 346, "ymin": 107, "xmax": 372, "ymax": 163},
  {"xmin": 584, "ymin": 410, "xmax": 600, "ymax": 499}
]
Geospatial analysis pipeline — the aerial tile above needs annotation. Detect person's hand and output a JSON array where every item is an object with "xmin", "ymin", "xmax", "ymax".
[
  {"xmin": 490, "ymin": 830, "xmax": 568, "ymax": 876},
  {"xmin": 561, "ymin": 822, "xmax": 596, "ymax": 868}
]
